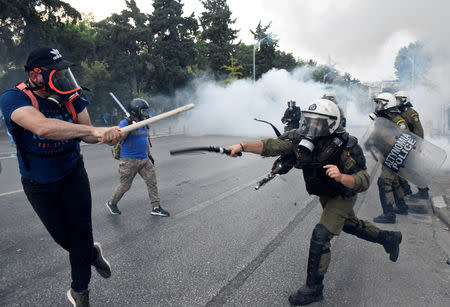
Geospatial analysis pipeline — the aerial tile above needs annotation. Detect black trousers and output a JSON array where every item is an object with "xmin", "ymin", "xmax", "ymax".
[{"xmin": 21, "ymin": 159, "xmax": 98, "ymax": 292}]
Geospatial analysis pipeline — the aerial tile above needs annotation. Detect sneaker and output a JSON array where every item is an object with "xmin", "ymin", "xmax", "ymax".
[
  {"xmin": 92, "ymin": 242, "xmax": 111, "ymax": 279},
  {"xmin": 67, "ymin": 288, "xmax": 89, "ymax": 307},
  {"xmin": 151, "ymin": 206, "xmax": 170, "ymax": 217},
  {"xmin": 106, "ymin": 201, "xmax": 121, "ymax": 215}
]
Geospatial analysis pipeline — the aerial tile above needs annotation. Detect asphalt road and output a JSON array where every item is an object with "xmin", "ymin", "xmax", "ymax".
[{"xmin": 1, "ymin": 132, "xmax": 449, "ymax": 306}]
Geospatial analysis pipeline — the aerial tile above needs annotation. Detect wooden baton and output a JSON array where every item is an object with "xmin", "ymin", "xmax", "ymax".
[{"xmin": 120, "ymin": 103, "xmax": 195, "ymax": 133}]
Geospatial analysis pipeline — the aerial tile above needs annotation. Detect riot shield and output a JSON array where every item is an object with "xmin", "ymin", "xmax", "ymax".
[{"xmin": 363, "ymin": 117, "xmax": 447, "ymax": 188}]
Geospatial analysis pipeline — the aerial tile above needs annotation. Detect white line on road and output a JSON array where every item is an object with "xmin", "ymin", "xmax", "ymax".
[
  {"xmin": 0, "ymin": 189, "xmax": 24, "ymax": 197},
  {"xmin": 173, "ymin": 179, "xmax": 258, "ymax": 220}
]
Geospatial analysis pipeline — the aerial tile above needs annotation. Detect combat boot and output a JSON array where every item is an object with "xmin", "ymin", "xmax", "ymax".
[
  {"xmin": 378, "ymin": 231, "xmax": 402, "ymax": 262},
  {"xmin": 289, "ymin": 224, "xmax": 329, "ymax": 306},
  {"xmin": 289, "ymin": 281, "xmax": 324, "ymax": 306},
  {"xmin": 375, "ymin": 179, "xmax": 396, "ymax": 223},
  {"xmin": 408, "ymin": 187, "xmax": 430, "ymax": 200},
  {"xmin": 393, "ymin": 199, "xmax": 408, "ymax": 215},
  {"xmin": 373, "ymin": 210, "xmax": 396, "ymax": 224}
]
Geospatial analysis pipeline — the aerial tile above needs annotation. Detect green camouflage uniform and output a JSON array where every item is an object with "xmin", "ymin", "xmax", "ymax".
[
  {"xmin": 261, "ymin": 135, "xmax": 382, "ymax": 278},
  {"xmin": 377, "ymin": 110, "xmax": 409, "ymax": 216}
]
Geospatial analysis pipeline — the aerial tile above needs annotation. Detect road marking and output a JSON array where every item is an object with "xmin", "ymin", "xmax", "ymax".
[
  {"xmin": 206, "ymin": 195, "xmax": 317, "ymax": 306},
  {"xmin": 173, "ymin": 179, "xmax": 258, "ymax": 220},
  {"xmin": 0, "ymin": 189, "xmax": 24, "ymax": 197}
]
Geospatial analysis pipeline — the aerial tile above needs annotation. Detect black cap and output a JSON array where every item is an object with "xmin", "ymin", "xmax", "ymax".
[{"xmin": 24, "ymin": 47, "xmax": 74, "ymax": 71}]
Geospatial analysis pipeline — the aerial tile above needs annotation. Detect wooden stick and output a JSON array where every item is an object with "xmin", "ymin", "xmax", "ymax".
[{"xmin": 120, "ymin": 103, "xmax": 195, "ymax": 133}]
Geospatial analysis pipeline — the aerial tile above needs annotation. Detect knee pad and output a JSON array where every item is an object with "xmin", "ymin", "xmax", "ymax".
[
  {"xmin": 311, "ymin": 224, "xmax": 331, "ymax": 245},
  {"xmin": 377, "ymin": 177, "xmax": 386, "ymax": 189}
]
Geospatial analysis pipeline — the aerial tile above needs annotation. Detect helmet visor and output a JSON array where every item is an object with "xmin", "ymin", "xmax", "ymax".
[
  {"xmin": 48, "ymin": 68, "xmax": 81, "ymax": 95},
  {"xmin": 396, "ymin": 96, "xmax": 407, "ymax": 104},
  {"xmin": 374, "ymin": 98, "xmax": 388, "ymax": 111},
  {"xmin": 299, "ymin": 114, "xmax": 331, "ymax": 138}
]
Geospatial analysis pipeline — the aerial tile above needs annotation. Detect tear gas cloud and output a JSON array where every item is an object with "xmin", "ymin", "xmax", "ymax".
[{"xmin": 163, "ymin": 67, "xmax": 370, "ymax": 138}]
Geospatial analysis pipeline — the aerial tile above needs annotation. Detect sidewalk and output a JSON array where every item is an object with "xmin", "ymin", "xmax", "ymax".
[{"xmin": 430, "ymin": 173, "xmax": 450, "ymax": 228}]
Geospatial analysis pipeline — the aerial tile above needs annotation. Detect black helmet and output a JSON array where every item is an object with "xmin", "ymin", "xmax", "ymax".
[{"xmin": 129, "ymin": 98, "xmax": 150, "ymax": 120}]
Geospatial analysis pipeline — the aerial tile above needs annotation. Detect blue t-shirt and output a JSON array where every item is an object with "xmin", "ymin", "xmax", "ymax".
[
  {"xmin": 0, "ymin": 88, "xmax": 89, "ymax": 183},
  {"xmin": 119, "ymin": 119, "xmax": 149, "ymax": 159}
]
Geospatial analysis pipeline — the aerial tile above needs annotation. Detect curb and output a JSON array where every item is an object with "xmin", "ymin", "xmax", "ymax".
[{"xmin": 431, "ymin": 196, "xmax": 450, "ymax": 227}]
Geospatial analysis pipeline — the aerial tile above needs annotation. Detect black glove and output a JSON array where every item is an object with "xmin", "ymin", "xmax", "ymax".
[{"xmin": 148, "ymin": 154, "xmax": 155, "ymax": 166}]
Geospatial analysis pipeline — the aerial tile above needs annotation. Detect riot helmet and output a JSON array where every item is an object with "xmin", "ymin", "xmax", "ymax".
[
  {"xmin": 373, "ymin": 92, "xmax": 397, "ymax": 112},
  {"xmin": 322, "ymin": 93, "xmax": 337, "ymax": 103},
  {"xmin": 298, "ymin": 99, "xmax": 341, "ymax": 152},
  {"xmin": 129, "ymin": 98, "xmax": 150, "ymax": 121},
  {"xmin": 394, "ymin": 91, "xmax": 410, "ymax": 106}
]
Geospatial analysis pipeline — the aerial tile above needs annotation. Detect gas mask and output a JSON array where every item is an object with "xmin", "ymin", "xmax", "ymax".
[
  {"xmin": 288, "ymin": 100, "xmax": 295, "ymax": 110},
  {"xmin": 36, "ymin": 67, "xmax": 81, "ymax": 105},
  {"xmin": 297, "ymin": 117, "xmax": 331, "ymax": 153}
]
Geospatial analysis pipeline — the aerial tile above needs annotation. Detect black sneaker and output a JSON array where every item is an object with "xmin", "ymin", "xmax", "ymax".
[
  {"xmin": 67, "ymin": 288, "xmax": 89, "ymax": 307},
  {"xmin": 151, "ymin": 206, "xmax": 170, "ymax": 217},
  {"xmin": 106, "ymin": 201, "xmax": 121, "ymax": 215},
  {"xmin": 92, "ymin": 242, "xmax": 111, "ymax": 279}
]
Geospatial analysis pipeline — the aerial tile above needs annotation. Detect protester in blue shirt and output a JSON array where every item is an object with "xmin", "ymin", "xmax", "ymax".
[
  {"xmin": 106, "ymin": 98, "xmax": 169, "ymax": 217},
  {"xmin": 0, "ymin": 47, "xmax": 122, "ymax": 307}
]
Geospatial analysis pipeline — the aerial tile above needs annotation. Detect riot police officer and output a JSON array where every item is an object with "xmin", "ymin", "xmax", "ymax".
[
  {"xmin": 370, "ymin": 92, "xmax": 410, "ymax": 223},
  {"xmin": 227, "ymin": 99, "xmax": 402, "ymax": 305},
  {"xmin": 281, "ymin": 100, "xmax": 301, "ymax": 132},
  {"xmin": 394, "ymin": 91, "xmax": 429, "ymax": 200}
]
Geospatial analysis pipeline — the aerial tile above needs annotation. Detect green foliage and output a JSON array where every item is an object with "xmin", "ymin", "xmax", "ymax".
[
  {"xmin": 199, "ymin": 0, "xmax": 238, "ymax": 77},
  {"xmin": 233, "ymin": 42, "xmax": 253, "ymax": 78},
  {"xmin": 149, "ymin": 0, "xmax": 199, "ymax": 94},
  {"xmin": 222, "ymin": 56, "xmax": 243, "ymax": 84},
  {"xmin": 0, "ymin": 0, "xmax": 367, "ymax": 114}
]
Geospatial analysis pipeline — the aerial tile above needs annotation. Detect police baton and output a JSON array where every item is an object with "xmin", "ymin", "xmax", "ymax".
[{"xmin": 109, "ymin": 92, "xmax": 132, "ymax": 119}]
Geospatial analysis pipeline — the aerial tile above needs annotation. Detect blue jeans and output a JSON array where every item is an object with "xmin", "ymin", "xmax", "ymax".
[{"xmin": 21, "ymin": 159, "xmax": 98, "ymax": 292}]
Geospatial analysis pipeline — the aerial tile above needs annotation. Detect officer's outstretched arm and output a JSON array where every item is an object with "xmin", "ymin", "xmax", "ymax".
[{"xmin": 228, "ymin": 141, "xmax": 263, "ymax": 157}]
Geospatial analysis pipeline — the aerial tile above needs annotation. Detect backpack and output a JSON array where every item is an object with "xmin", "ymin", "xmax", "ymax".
[{"xmin": 112, "ymin": 142, "xmax": 123, "ymax": 160}]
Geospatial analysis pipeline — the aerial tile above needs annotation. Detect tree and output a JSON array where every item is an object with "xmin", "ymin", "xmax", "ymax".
[
  {"xmin": 234, "ymin": 42, "xmax": 253, "ymax": 78},
  {"xmin": 250, "ymin": 21, "xmax": 278, "ymax": 79},
  {"xmin": 0, "ymin": 0, "xmax": 81, "ymax": 91},
  {"xmin": 394, "ymin": 41, "xmax": 431, "ymax": 86},
  {"xmin": 273, "ymin": 50, "xmax": 297, "ymax": 71},
  {"xmin": 199, "ymin": 0, "xmax": 238, "ymax": 77},
  {"xmin": 222, "ymin": 56, "xmax": 243, "ymax": 84},
  {"xmin": 93, "ymin": 0, "xmax": 152, "ymax": 100},
  {"xmin": 148, "ymin": 0, "xmax": 198, "ymax": 95}
]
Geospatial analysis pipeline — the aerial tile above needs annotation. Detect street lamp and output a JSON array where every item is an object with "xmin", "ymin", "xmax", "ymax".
[
  {"xmin": 253, "ymin": 37, "xmax": 266, "ymax": 81},
  {"xmin": 252, "ymin": 34, "xmax": 276, "ymax": 81}
]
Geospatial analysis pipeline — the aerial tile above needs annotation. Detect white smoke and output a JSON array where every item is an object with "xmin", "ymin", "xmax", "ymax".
[{"xmin": 156, "ymin": 67, "xmax": 370, "ymax": 137}]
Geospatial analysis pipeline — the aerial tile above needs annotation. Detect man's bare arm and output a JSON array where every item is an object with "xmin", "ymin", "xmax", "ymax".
[{"xmin": 11, "ymin": 106, "xmax": 121, "ymax": 144}]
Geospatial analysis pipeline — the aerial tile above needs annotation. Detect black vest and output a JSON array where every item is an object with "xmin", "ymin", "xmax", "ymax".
[{"xmin": 300, "ymin": 134, "xmax": 356, "ymax": 198}]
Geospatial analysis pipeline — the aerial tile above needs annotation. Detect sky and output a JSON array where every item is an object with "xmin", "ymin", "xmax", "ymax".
[{"xmin": 64, "ymin": 0, "xmax": 450, "ymax": 83}]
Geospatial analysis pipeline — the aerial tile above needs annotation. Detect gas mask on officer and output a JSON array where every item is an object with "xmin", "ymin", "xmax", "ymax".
[
  {"xmin": 288, "ymin": 100, "xmax": 295, "ymax": 110},
  {"xmin": 297, "ymin": 116, "xmax": 330, "ymax": 153}
]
